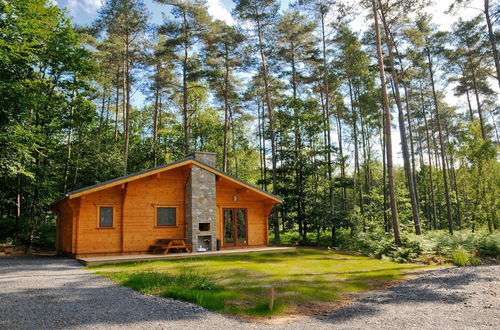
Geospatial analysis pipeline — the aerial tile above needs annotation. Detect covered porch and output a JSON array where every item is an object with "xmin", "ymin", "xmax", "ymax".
[{"xmin": 78, "ymin": 246, "xmax": 295, "ymax": 266}]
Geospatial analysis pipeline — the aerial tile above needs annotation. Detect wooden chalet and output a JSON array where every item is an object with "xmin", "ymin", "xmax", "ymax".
[{"xmin": 52, "ymin": 152, "xmax": 281, "ymax": 257}]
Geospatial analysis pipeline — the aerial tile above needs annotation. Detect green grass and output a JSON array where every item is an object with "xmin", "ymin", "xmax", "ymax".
[{"xmin": 89, "ymin": 249, "xmax": 429, "ymax": 317}]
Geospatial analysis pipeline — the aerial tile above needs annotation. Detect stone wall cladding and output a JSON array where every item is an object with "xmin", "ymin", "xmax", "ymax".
[{"xmin": 185, "ymin": 164, "xmax": 217, "ymax": 252}]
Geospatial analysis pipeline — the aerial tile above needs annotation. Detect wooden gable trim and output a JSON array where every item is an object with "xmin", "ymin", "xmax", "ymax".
[{"xmin": 62, "ymin": 158, "xmax": 281, "ymax": 204}]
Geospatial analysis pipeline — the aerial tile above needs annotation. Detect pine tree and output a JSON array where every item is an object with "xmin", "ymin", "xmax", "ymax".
[
  {"xmin": 96, "ymin": 0, "xmax": 148, "ymax": 175},
  {"xmin": 370, "ymin": 0, "xmax": 402, "ymax": 246},
  {"xmin": 156, "ymin": 0, "xmax": 212, "ymax": 155},
  {"xmin": 204, "ymin": 20, "xmax": 245, "ymax": 172},
  {"xmin": 234, "ymin": 0, "xmax": 281, "ymax": 243}
]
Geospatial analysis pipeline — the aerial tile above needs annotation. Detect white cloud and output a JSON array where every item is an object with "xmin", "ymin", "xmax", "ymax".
[
  {"xmin": 206, "ymin": 0, "xmax": 235, "ymax": 26},
  {"xmin": 59, "ymin": 0, "xmax": 102, "ymax": 16}
]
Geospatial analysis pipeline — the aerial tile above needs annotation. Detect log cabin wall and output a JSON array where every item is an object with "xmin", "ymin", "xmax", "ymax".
[
  {"xmin": 54, "ymin": 200, "xmax": 74, "ymax": 255},
  {"xmin": 72, "ymin": 166, "xmax": 188, "ymax": 257},
  {"xmin": 216, "ymin": 177, "xmax": 274, "ymax": 247}
]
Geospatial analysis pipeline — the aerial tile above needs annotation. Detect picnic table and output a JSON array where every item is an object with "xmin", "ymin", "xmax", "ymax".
[{"xmin": 151, "ymin": 238, "xmax": 192, "ymax": 255}]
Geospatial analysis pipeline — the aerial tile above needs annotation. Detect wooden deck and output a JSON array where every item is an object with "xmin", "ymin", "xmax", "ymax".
[{"xmin": 78, "ymin": 247, "xmax": 296, "ymax": 266}]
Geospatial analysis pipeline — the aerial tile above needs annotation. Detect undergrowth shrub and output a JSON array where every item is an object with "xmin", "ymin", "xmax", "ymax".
[
  {"xmin": 338, "ymin": 230, "xmax": 498, "ymax": 263},
  {"xmin": 477, "ymin": 233, "xmax": 500, "ymax": 257},
  {"xmin": 342, "ymin": 231, "xmax": 422, "ymax": 263},
  {"xmin": 272, "ymin": 227, "xmax": 499, "ymax": 264},
  {"xmin": 450, "ymin": 248, "xmax": 482, "ymax": 267},
  {"xmin": 271, "ymin": 231, "xmax": 331, "ymax": 246}
]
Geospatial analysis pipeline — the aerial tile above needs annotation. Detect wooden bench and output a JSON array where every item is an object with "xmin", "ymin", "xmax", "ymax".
[{"xmin": 151, "ymin": 239, "xmax": 192, "ymax": 255}]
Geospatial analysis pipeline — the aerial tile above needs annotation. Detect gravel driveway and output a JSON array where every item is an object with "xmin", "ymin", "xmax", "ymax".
[{"xmin": 0, "ymin": 256, "xmax": 498, "ymax": 329}]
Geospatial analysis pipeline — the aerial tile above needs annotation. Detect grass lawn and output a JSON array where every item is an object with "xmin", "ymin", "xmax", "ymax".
[{"xmin": 89, "ymin": 249, "xmax": 429, "ymax": 318}]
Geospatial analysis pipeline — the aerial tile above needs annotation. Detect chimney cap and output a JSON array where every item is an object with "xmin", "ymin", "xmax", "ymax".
[{"xmin": 188, "ymin": 151, "xmax": 217, "ymax": 167}]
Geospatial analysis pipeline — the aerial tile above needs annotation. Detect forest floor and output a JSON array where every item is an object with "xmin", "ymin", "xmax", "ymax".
[{"xmin": 0, "ymin": 255, "xmax": 498, "ymax": 329}]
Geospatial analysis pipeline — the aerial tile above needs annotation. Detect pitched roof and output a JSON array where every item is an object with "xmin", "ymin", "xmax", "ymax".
[{"xmin": 52, "ymin": 157, "xmax": 282, "ymax": 206}]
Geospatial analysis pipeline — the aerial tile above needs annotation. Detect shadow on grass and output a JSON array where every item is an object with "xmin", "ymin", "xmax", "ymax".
[{"xmin": 88, "ymin": 249, "xmax": 326, "ymax": 269}]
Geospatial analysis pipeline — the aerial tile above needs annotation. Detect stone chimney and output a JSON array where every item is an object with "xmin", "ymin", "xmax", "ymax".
[
  {"xmin": 188, "ymin": 151, "xmax": 217, "ymax": 167},
  {"xmin": 185, "ymin": 152, "xmax": 217, "ymax": 252}
]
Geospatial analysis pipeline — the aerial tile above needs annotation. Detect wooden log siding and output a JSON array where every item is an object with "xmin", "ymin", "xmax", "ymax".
[
  {"xmin": 215, "ymin": 177, "xmax": 274, "ymax": 247},
  {"xmin": 52, "ymin": 159, "xmax": 279, "ymax": 257}
]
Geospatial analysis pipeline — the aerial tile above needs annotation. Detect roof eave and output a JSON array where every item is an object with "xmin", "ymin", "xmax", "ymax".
[{"xmin": 52, "ymin": 156, "xmax": 282, "ymax": 204}]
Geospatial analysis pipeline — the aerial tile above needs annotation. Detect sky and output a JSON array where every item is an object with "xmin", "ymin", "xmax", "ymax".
[
  {"xmin": 57, "ymin": 0, "xmax": 238, "ymax": 26},
  {"xmin": 56, "ymin": 0, "xmax": 485, "ymax": 30},
  {"xmin": 55, "ymin": 0, "xmax": 490, "ymax": 163}
]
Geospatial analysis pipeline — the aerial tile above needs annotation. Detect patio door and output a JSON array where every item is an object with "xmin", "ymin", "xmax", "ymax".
[{"xmin": 223, "ymin": 208, "xmax": 247, "ymax": 247}]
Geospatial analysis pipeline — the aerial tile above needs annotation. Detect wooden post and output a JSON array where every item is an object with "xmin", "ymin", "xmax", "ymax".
[
  {"xmin": 120, "ymin": 183, "xmax": 128, "ymax": 254},
  {"xmin": 268, "ymin": 287, "xmax": 275, "ymax": 311}
]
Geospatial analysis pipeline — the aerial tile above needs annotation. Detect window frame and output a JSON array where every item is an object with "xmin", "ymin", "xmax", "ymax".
[
  {"xmin": 153, "ymin": 205, "xmax": 179, "ymax": 228},
  {"xmin": 96, "ymin": 205, "xmax": 115, "ymax": 229}
]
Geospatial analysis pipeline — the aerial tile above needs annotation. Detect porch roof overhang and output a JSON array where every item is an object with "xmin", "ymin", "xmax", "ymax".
[{"xmin": 52, "ymin": 157, "xmax": 282, "ymax": 207}]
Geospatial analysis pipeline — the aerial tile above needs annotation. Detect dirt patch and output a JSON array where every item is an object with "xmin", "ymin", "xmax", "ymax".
[{"xmin": 238, "ymin": 267, "xmax": 439, "ymax": 324}]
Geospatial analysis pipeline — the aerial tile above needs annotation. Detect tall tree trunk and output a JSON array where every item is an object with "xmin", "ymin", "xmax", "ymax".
[
  {"xmin": 348, "ymin": 80, "xmax": 358, "ymax": 210},
  {"xmin": 123, "ymin": 38, "xmax": 131, "ymax": 176},
  {"xmin": 63, "ymin": 88, "xmax": 76, "ymax": 194},
  {"xmin": 420, "ymin": 88, "xmax": 438, "ymax": 230},
  {"xmin": 381, "ymin": 116, "xmax": 389, "ymax": 232},
  {"xmin": 153, "ymin": 67, "xmax": 160, "ymax": 167},
  {"xmin": 99, "ymin": 90, "xmax": 106, "ymax": 134},
  {"xmin": 222, "ymin": 46, "xmax": 231, "ymax": 172},
  {"xmin": 290, "ymin": 42, "xmax": 306, "ymax": 244},
  {"xmin": 229, "ymin": 107, "xmax": 238, "ymax": 176},
  {"xmin": 256, "ymin": 17, "xmax": 279, "ymax": 244},
  {"xmin": 444, "ymin": 121, "xmax": 462, "ymax": 229},
  {"xmin": 403, "ymin": 82, "xmax": 420, "ymax": 212},
  {"xmin": 415, "ymin": 115, "xmax": 430, "ymax": 228},
  {"xmin": 348, "ymin": 80, "xmax": 364, "ymax": 231},
  {"xmin": 182, "ymin": 10, "xmax": 190, "ymax": 155},
  {"xmin": 122, "ymin": 57, "xmax": 127, "ymax": 141},
  {"xmin": 425, "ymin": 44, "xmax": 454, "ymax": 234},
  {"xmin": 361, "ymin": 115, "xmax": 371, "ymax": 205},
  {"xmin": 469, "ymin": 57, "xmax": 487, "ymax": 139},
  {"xmin": 105, "ymin": 94, "xmax": 111, "ymax": 127},
  {"xmin": 465, "ymin": 86, "xmax": 474, "ymax": 121},
  {"xmin": 379, "ymin": 5, "xmax": 421, "ymax": 235},
  {"xmin": 372, "ymin": 0, "xmax": 401, "ymax": 246},
  {"xmin": 257, "ymin": 99, "xmax": 266, "ymax": 190},
  {"xmin": 335, "ymin": 111, "xmax": 346, "ymax": 211},
  {"xmin": 484, "ymin": 0, "xmax": 500, "ymax": 89},
  {"xmin": 320, "ymin": 11, "xmax": 335, "ymax": 240},
  {"xmin": 114, "ymin": 64, "xmax": 120, "ymax": 140}
]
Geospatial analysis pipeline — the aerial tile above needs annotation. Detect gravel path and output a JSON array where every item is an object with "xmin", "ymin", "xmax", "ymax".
[{"xmin": 0, "ymin": 256, "xmax": 498, "ymax": 329}]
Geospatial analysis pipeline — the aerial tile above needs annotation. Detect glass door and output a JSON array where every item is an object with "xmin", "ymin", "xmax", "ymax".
[
  {"xmin": 223, "ymin": 209, "xmax": 234, "ymax": 245},
  {"xmin": 236, "ymin": 209, "xmax": 247, "ymax": 245},
  {"xmin": 223, "ymin": 208, "xmax": 247, "ymax": 246}
]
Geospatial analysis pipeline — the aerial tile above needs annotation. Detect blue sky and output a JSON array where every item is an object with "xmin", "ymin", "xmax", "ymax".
[{"xmin": 56, "ymin": 0, "xmax": 293, "ymax": 27}]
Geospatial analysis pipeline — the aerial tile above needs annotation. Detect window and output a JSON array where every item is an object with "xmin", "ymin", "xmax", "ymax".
[
  {"xmin": 99, "ymin": 207, "xmax": 113, "ymax": 228},
  {"xmin": 157, "ymin": 207, "xmax": 176, "ymax": 227}
]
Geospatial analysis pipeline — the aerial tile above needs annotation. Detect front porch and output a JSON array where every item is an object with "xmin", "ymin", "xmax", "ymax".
[{"xmin": 78, "ymin": 246, "xmax": 296, "ymax": 266}]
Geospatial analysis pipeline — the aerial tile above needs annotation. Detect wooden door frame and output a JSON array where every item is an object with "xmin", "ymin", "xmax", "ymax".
[{"xmin": 222, "ymin": 208, "xmax": 248, "ymax": 247}]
